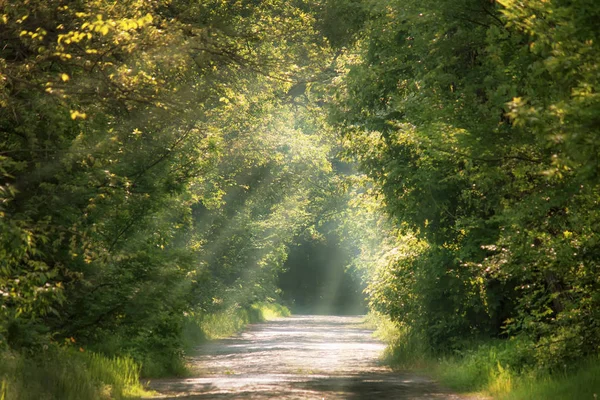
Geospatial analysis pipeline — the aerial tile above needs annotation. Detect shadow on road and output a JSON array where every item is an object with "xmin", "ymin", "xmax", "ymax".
[
  {"xmin": 151, "ymin": 373, "xmax": 460, "ymax": 400},
  {"xmin": 148, "ymin": 315, "xmax": 472, "ymax": 400}
]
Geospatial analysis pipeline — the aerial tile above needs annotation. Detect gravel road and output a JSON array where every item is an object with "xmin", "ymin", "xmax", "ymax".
[{"xmin": 148, "ymin": 315, "xmax": 479, "ymax": 399}]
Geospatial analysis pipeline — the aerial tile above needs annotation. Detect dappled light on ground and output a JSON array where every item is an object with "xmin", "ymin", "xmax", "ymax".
[{"xmin": 149, "ymin": 316, "xmax": 476, "ymax": 399}]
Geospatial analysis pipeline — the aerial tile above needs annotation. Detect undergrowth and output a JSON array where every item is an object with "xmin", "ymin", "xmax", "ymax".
[
  {"xmin": 183, "ymin": 302, "xmax": 290, "ymax": 344},
  {"xmin": 1, "ymin": 302, "xmax": 290, "ymax": 399},
  {"xmin": 367, "ymin": 312, "xmax": 600, "ymax": 400},
  {"xmin": 0, "ymin": 347, "xmax": 150, "ymax": 400}
]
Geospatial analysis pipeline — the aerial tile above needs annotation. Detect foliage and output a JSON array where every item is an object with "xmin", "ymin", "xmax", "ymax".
[
  {"xmin": 0, "ymin": 0, "xmax": 337, "ymax": 385},
  {"xmin": 330, "ymin": 0, "xmax": 600, "ymax": 369},
  {"xmin": 2, "ymin": 0, "xmax": 599, "ymax": 395}
]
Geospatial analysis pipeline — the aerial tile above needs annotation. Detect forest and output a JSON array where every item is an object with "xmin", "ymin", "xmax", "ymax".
[{"xmin": 1, "ymin": 0, "xmax": 599, "ymax": 399}]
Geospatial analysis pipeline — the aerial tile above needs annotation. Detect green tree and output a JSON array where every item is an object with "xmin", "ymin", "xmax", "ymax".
[
  {"xmin": 0, "ymin": 0, "xmax": 334, "ymax": 372},
  {"xmin": 330, "ymin": 0, "xmax": 600, "ymax": 366}
]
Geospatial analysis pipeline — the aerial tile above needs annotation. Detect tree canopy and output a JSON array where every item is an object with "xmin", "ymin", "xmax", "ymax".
[
  {"xmin": 1, "ymin": 0, "xmax": 599, "ymax": 385},
  {"xmin": 329, "ymin": 0, "xmax": 600, "ymax": 367}
]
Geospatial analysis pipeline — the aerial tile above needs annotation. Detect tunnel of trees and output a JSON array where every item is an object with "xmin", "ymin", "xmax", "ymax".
[
  {"xmin": 1, "ymin": 0, "xmax": 599, "ymax": 397},
  {"xmin": 279, "ymin": 225, "xmax": 366, "ymax": 315}
]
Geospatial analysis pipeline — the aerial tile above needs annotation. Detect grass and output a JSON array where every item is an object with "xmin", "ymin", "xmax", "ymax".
[
  {"xmin": 366, "ymin": 312, "xmax": 600, "ymax": 400},
  {"xmin": 0, "ymin": 347, "xmax": 152, "ymax": 400},
  {"xmin": 497, "ymin": 358, "xmax": 600, "ymax": 400},
  {"xmin": 368, "ymin": 314, "xmax": 430, "ymax": 370},
  {"xmin": 181, "ymin": 302, "xmax": 291, "ymax": 376},
  {"xmin": 251, "ymin": 302, "xmax": 291, "ymax": 321},
  {"xmin": 183, "ymin": 302, "xmax": 291, "ymax": 344},
  {"xmin": 435, "ymin": 347, "xmax": 600, "ymax": 399},
  {"xmin": 0, "ymin": 302, "xmax": 291, "ymax": 399}
]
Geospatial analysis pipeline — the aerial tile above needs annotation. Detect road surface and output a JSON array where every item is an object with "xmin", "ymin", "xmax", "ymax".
[{"xmin": 148, "ymin": 315, "xmax": 477, "ymax": 399}]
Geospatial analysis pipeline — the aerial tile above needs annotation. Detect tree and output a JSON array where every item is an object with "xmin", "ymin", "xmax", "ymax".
[
  {"xmin": 329, "ymin": 0, "xmax": 600, "ymax": 366},
  {"xmin": 0, "ymin": 0, "xmax": 334, "ymax": 371}
]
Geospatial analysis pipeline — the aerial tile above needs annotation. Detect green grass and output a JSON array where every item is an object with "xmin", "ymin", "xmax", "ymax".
[
  {"xmin": 0, "ymin": 347, "xmax": 151, "ymax": 400},
  {"xmin": 0, "ymin": 303, "xmax": 290, "ymax": 399},
  {"xmin": 365, "ymin": 312, "xmax": 430, "ymax": 369},
  {"xmin": 183, "ymin": 302, "xmax": 290, "ymax": 344},
  {"xmin": 433, "ymin": 347, "xmax": 600, "ymax": 399},
  {"xmin": 498, "ymin": 357, "xmax": 600, "ymax": 400},
  {"xmin": 251, "ymin": 302, "xmax": 291, "ymax": 321},
  {"xmin": 367, "ymin": 312, "xmax": 600, "ymax": 400}
]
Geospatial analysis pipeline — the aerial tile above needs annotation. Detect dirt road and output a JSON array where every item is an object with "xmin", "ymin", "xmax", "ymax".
[{"xmin": 148, "ymin": 315, "xmax": 474, "ymax": 399}]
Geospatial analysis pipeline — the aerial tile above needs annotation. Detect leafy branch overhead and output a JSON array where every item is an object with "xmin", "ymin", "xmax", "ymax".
[{"xmin": 1, "ymin": 0, "xmax": 600, "ymax": 390}]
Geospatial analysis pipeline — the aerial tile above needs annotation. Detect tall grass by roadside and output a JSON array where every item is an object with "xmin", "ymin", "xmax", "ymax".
[
  {"xmin": 252, "ymin": 302, "xmax": 291, "ymax": 321},
  {"xmin": 0, "ymin": 347, "xmax": 150, "ymax": 400},
  {"xmin": 0, "ymin": 302, "xmax": 290, "ymax": 400},
  {"xmin": 435, "ymin": 348, "xmax": 600, "ymax": 400},
  {"xmin": 364, "ymin": 313, "xmax": 430, "ymax": 369},
  {"xmin": 498, "ymin": 357, "xmax": 600, "ymax": 400},
  {"xmin": 367, "ymin": 312, "xmax": 600, "ymax": 400},
  {"xmin": 183, "ymin": 302, "xmax": 290, "ymax": 345}
]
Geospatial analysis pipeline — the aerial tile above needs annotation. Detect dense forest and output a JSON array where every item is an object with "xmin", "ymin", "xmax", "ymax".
[{"xmin": 1, "ymin": 0, "xmax": 599, "ymax": 398}]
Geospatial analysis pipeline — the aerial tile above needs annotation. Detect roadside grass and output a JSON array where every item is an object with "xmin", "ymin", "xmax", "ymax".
[
  {"xmin": 497, "ymin": 358, "xmax": 600, "ymax": 400},
  {"xmin": 183, "ymin": 302, "xmax": 290, "ymax": 343},
  {"xmin": 0, "ymin": 302, "xmax": 290, "ymax": 399},
  {"xmin": 143, "ymin": 302, "xmax": 290, "ymax": 377},
  {"xmin": 252, "ymin": 302, "xmax": 291, "ymax": 321},
  {"xmin": 366, "ymin": 313, "xmax": 430, "ymax": 370},
  {"xmin": 0, "ymin": 347, "xmax": 151, "ymax": 400},
  {"xmin": 367, "ymin": 312, "xmax": 600, "ymax": 400},
  {"xmin": 181, "ymin": 302, "xmax": 290, "ymax": 376},
  {"xmin": 440, "ymin": 354, "xmax": 600, "ymax": 400}
]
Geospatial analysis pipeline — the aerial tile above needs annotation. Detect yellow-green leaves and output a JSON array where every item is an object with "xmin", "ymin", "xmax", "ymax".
[{"xmin": 69, "ymin": 110, "xmax": 86, "ymax": 120}]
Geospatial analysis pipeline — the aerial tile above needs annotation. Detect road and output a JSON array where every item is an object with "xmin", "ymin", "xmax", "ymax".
[{"xmin": 148, "ymin": 315, "xmax": 476, "ymax": 399}]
